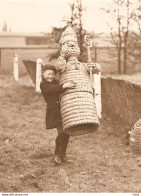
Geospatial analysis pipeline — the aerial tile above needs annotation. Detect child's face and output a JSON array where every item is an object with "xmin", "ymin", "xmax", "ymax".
[{"xmin": 43, "ymin": 70, "xmax": 56, "ymax": 82}]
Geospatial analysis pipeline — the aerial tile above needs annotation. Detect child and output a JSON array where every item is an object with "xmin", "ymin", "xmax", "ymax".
[{"xmin": 40, "ymin": 64, "xmax": 75, "ymax": 164}]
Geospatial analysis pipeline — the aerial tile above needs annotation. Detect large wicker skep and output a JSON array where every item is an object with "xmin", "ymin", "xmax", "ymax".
[
  {"xmin": 59, "ymin": 69, "xmax": 100, "ymax": 136},
  {"xmin": 129, "ymin": 119, "xmax": 141, "ymax": 153}
]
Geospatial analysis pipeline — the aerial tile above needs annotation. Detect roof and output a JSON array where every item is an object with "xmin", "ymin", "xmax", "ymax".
[{"xmin": 0, "ymin": 32, "xmax": 51, "ymax": 37}]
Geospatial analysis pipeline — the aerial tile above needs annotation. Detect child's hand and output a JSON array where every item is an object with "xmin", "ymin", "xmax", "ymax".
[
  {"xmin": 63, "ymin": 81, "xmax": 76, "ymax": 89},
  {"xmin": 87, "ymin": 62, "xmax": 101, "ymax": 74},
  {"xmin": 93, "ymin": 63, "xmax": 101, "ymax": 74}
]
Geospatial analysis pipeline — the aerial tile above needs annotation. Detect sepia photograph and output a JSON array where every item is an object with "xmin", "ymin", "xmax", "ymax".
[{"xmin": 0, "ymin": 0, "xmax": 141, "ymax": 194}]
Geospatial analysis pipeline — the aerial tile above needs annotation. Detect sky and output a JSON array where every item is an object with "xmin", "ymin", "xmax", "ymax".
[{"xmin": 0, "ymin": 0, "xmax": 139, "ymax": 34}]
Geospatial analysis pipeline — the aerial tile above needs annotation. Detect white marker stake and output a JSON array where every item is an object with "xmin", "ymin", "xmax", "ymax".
[
  {"xmin": 36, "ymin": 58, "xmax": 42, "ymax": 92},
  {"xmin": 13, "ymin": 53, "xmax": 19, "ymax": 81},
  {"xmin": 93, "ymin": 71, "xmax": 102, "ymax": 119}
]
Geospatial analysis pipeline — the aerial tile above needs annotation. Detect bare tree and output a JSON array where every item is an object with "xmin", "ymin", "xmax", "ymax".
[
  {"xmin": 121, "ymin": 0, "xmax": 138, "ymax": 74},
  {"xmin": 69, "ymin": 0, "xmax": 87, "ymax": 61},
  {"xmin": 127, "ymin": 0, "xmax": 141, "ymax": 71},
  {"xmin": 122, "ymin": 0, "xmax": 130, "ymax": 74},
  {"xmin": 102, "ymin": 0, "xmax": 137, "ymax": 74},
  {"xmin": 134, "ymin": 0, "xmax": 141, "ymax": 36},
  {"xmin": 117, "ymin": 0, "xmax": 123, "ymax": 74},
  {"xmin": 102, "ymin": 0, "xmax": 124, "ymax": 74}
]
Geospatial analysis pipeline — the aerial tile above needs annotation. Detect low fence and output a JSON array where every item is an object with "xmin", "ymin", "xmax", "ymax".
[
  {"xmin": 101, "ymin": 77, "xmax": 141, "ymax": 127},
  {"xmin": 0, "ymin": 46, "xmax": 141, "ymax": 75},
  {"xmin": 0, "ymin": 46, "xmax": 58, "ymax": 74}
]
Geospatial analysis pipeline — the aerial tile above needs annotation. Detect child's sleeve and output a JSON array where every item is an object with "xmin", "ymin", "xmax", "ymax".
[{"xmin": 40, "ymin": 82, "xmax": 63, "ymax": 94}]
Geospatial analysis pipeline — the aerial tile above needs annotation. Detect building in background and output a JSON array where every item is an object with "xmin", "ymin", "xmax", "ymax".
[
  {"xmin": 0, "ymin": 32, "xmax": 114, "ymax": 47},
  {"xmin": 0, "ymin": 32, "xmax": 53, "ymax": 46}
]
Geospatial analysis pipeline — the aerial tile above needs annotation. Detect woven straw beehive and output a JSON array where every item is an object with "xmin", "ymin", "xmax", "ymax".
[
  {"xmin": 59, "ymin": 69, "xmax": 99, "ymax": 136},
  {"xmin": 130, "ymin": 119, "xmax": 141, "ymax": 153}
]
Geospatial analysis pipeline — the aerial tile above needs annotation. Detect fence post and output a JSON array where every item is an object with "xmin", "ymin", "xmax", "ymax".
[
  {"xmin": 36, "ymin": 58, "xmax": 42, "ymax": 92},
  {"xmin": 93, "ymin": 69, "xmax": 102, "ymax": 119},
  {"xmin": 13, "ymin": 53, "xmax": 19, "ymax": 81}
]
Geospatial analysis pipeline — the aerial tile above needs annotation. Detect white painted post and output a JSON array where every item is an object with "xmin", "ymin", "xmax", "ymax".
[
  {"xmin": 13, "ymin": 53, "xmax": 19, "ymax": 81},
  {"xmin": 36, "ymin": 58, "xmax": 42, "ymax": 92},
  {"xmin": 93, "ymin": 68, "xmax": 102, "ymax": 119}
]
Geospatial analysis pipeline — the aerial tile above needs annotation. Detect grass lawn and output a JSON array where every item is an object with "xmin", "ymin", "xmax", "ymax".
[{"xmin": 0, "ymin": 74, "xmax": 141, "ymax": 193}]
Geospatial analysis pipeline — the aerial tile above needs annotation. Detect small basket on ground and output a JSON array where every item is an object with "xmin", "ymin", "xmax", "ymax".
[{"xmin": 129, "ymin": 119, "xmax": 141, "ymax": 153}]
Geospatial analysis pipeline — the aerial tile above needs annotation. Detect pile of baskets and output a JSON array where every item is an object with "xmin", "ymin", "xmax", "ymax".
[
  {"xmin": 130, "ymin": 119, "xmax": 141, "ymax": 153},
  {"xmin": 59, "ymin": 69, "xmax": 99, "ymax": 136}
]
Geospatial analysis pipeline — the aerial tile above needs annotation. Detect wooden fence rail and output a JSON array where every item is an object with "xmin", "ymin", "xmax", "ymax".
[{"xmin": 1, "ymin": 45, "xmax": 141, "ymax": 75}]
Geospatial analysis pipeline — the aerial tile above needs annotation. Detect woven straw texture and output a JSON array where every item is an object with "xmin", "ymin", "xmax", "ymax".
[
  {"xmin": 60, "ymin": 70, "xmax": 94, "ymax": 94},
  {"xmin": 130, "ymin": 119, "xmax": 141, "ymax": 153},
  {"xmin": 59, "ymin": 70, "xmax": 99, "ymax": 136}
]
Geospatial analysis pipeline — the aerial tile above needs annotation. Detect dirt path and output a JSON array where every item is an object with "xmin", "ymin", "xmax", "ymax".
[{"xmin": 0, "ymin": 74, "xmax": 141, "ymax": 193}]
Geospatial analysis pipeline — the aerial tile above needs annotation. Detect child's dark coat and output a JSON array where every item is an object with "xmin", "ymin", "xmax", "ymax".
[{"xmin": 40, "ymin": 79, "xmax": 63, "ymax": 129}]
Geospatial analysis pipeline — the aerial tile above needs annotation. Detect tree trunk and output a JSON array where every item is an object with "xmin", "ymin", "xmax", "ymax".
[
  {"xmin": 123, "ymin": 34, "xmax": 127, "ymax": 74},
  {"xmin": 118, "ymin": 8, "xmax": 122, "ymax": 74},
  {"xmin": 123, "ymin": 0, "xmax": 129, "ymax": 74},
  {"xmin": 118, "ymin": 47, "xmax": 122, "ymax": 74}
]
